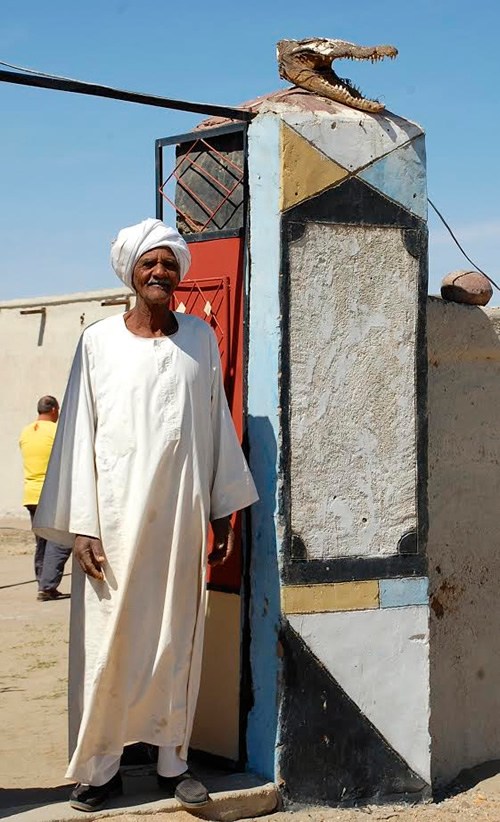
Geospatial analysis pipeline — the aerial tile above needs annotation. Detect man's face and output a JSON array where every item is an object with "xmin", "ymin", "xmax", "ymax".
[
  {"xmin": 132, "ymin": 247, "xmax": 181, "ymax": 305},
  {"xmin": 51, "ymin": 405, "xmax": 59, "ymax": 423}
]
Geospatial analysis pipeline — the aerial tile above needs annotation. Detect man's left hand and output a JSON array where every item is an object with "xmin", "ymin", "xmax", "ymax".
[{"xmin": 208, "ymin": 516, "xmax": 234, "ymax": 566}]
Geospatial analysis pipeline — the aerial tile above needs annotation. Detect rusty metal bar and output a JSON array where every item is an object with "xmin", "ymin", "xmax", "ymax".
[
  {"xmin": 20, "ymin": 307, "xmax": 46, "ymax": 315},
  {"xmin": 101, "ymin": 298, "xmax": 130, "ymax": 307}
]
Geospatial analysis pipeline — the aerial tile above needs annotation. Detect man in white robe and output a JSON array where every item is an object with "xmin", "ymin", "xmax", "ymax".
[{"xmin": 34, "ymin": 219, "xmax": 258, "ymax": 812}]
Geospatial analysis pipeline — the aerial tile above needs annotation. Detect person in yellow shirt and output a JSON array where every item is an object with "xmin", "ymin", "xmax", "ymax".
[{"xmin": 19, "ymin": 395, "xmax": 71, "ymax": 601}]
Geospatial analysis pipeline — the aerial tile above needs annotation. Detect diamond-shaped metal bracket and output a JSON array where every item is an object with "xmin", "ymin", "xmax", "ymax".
[{"xmin": 172, "ymin": 277, "xmax": 230, "ymax": 377}]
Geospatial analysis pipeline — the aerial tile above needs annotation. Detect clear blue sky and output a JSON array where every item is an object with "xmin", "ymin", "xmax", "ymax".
[{"xmin": 0, "ymin": 0, "xmax": 498, "ymax": 302}]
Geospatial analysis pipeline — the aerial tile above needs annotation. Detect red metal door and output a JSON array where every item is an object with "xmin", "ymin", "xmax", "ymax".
[{"xmin": 172, "ymin": 238, "xmax": 245, "ymax": 593}]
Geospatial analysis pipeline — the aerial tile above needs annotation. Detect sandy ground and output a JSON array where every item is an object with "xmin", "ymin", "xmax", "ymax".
[
  {"xmin": 112, "ymin": 793, "xmax": 500, "ymax": 822},
  {"xmin": 0, "ymin": 525, "xmax": 71, "ymax": 798},
  {"xmin": 115, "ymin": 792, "xmax": 500, "ymax": 821},
  {"xmin": 2, "ymin": 526, "xmax": 500, "ymax": 821},
  {"xmin": 244, "ymin": 801, "xmax": 500, "ymax": 821}
]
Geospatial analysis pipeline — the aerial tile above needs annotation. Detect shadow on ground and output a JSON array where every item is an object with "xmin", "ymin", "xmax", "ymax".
[{"xmin": 0, "ymin": 786, "xmax": 70, "ymax": 812}]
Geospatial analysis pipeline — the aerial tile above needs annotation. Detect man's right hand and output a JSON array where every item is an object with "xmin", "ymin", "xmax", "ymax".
[{"xmin": 74, "ymin": 535, "xmax": 107, "ymax": 580}]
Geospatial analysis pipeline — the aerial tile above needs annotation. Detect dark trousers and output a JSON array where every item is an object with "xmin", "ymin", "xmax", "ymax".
[{"xmin": 26, "ymin": 505, "xmax": 72, "ymax": 591}]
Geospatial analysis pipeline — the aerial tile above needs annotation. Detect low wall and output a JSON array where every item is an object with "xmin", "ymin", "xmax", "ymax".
[
  {"xmin": 0, "ymin": 289, "xmax": 131, "ymax": 520},
  {"xmin": 427, "ymin": 296, "xmax": 500, "ymax": 784}
]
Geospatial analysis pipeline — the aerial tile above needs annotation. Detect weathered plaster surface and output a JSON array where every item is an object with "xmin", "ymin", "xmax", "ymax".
[
  {"xmin": 289, "ymin": 606, "xmax": 431, "ymax": 781},
  {"xmin": 246, "ymin": 113, "xmax": 282, "ymax": 780},
  {"xmin": 427, "ymin": 297, "xmax": 500, "ymax": 785},
  {"xmin": 359, "ymin": 135, "xmax": 428, "ymax": 220},
  {"xmin": 279, "ymin": 108, "xmax": 423, "ymax": 173},
  {"xmin": 289, "ymin": 223, "xmax": 418, "ymax": 559}
]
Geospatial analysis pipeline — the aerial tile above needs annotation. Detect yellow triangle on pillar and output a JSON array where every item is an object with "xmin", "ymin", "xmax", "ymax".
[{"xmin": 281, "ymin": 123, "xmax": 349, "ymax": 211}]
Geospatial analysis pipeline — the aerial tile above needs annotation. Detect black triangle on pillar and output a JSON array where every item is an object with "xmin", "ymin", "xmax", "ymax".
[
  {"xmin": 283, "ymin": 175, "xmax": 423, "ymax": 229},
  {"xmin": 279, "ymin": 620, "xmax": 429, "ymax": 806}
]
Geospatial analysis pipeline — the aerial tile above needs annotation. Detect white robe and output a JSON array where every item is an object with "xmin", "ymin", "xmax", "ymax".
[{"xmin": 34, "ymin": 312, "xmax": 258, "ymax": 783}]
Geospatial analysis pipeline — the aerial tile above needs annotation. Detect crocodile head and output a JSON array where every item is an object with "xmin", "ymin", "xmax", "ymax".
[{"xmin": 277, "ymin": 37, "xmax": 398, "ymax": 113}]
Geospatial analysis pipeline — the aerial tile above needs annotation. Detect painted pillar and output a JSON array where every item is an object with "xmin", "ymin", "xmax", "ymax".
[
  {"xmin": 246, "ymin": 113, "xmax": 283, "ymax": 780},
  {"xmin": 245, "ymin": 94, "xmax": 430, "ymax": 804}
]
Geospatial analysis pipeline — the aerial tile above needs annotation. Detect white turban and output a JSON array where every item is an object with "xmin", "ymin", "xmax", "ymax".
[{"xmin": 110, "ymin": 218, "xmax": 191, "ymax": 290}]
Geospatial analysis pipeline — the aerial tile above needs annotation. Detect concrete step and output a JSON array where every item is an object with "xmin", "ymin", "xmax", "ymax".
[{"xmin": 2, "ymin": 767, "xmax": 279, "ymax": 822}]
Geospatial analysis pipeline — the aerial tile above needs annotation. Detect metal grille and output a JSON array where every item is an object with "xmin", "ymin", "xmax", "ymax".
[
  {"xmin": 173, "ymin": 276, "xmax": 230, "ymax": 377},
  {"xmin": 160, "ymin": 137, "xmax": 245, "ymax": 234}
]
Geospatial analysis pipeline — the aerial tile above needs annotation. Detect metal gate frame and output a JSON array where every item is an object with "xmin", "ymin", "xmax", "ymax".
[{"xmin": 155, "ymin": 122, "xmax": 248, "ymax": 242}]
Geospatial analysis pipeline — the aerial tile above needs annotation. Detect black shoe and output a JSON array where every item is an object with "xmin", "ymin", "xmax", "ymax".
[
  {"xmin": 37, "ymin": 589, "xmax": 70, "ymax": 601},
  {"xmin": 157, "ymin": 771, "xmax": 209, "ymax": 808},
  {"xmin": 69, "ymin": 771, "xmax": 123, "ymax": 811}
]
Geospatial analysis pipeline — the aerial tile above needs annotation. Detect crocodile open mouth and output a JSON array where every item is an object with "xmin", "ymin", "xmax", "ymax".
[{"xmin": 277, "ymin": 38, "xmax": 398, "ymax": 113}]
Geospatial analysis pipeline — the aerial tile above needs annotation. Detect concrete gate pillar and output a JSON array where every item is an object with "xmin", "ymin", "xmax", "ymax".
[{"xmin": 244, "ymin": 91, "xmax": 430, "ymax": 804}]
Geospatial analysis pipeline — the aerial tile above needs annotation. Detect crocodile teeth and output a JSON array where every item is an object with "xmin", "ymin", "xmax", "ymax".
[{"xmin": 277, "ymin": 37, "xmax": 396, "ymax": 112}]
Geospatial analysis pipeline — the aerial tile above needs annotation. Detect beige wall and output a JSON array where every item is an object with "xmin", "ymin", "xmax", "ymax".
[
  {"xmin": 427, "ymin": 296, "xmax": 500, "ymax": 784},
  {"xmin": 0, "ymin": 288, "xmax": 131, "ymax": 521}
]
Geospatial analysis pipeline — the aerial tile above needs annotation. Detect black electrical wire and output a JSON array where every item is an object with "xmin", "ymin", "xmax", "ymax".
[
  {"xmin": 428, "ymin": 198, "xmax": 500, "ymax": 291},
  {"xmin": 0, "ymin": 58, "xmax": 78, "ymax": 79},
  {"xmin": 0, "ymin": 60, "xmax": 254, "ymax": 121}
]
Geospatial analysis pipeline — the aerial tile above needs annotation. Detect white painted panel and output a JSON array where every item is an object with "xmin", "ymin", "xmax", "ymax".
[
  {"xmin": 280, "ymin": 109, "xmax": 423, "ymax": 173},
  {"xmin": 289, "ymin": 607, "xmax": 430, "ymax": 781}
]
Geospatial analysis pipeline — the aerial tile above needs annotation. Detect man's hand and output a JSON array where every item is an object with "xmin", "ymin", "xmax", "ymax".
[
  {"xmin": 74, "ymin": 535, "xmax": 107, "ymax": 580},
  {"xmin": 208, "ymin": 516, "xmax": 235, "ymax": 567}
]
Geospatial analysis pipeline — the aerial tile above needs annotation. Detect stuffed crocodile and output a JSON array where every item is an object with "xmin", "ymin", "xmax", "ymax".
[{"xmin": 277, "ymin": 37, "xmax": 398, "ymax": 112}]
